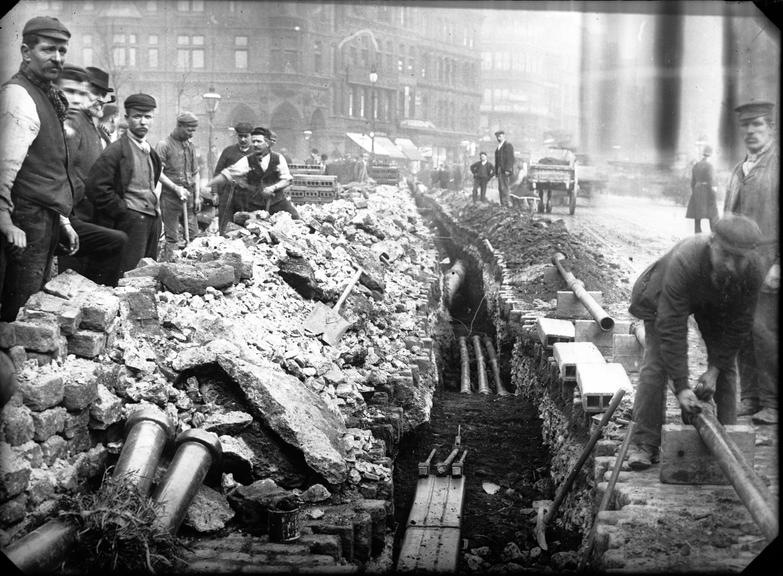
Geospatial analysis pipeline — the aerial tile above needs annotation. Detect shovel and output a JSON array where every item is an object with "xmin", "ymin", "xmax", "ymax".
[{"xmin": 304, "ymin": 268, "xmax": 363, "ymax": 346}]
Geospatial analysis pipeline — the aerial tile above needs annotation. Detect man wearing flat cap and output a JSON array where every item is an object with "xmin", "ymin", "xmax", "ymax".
[
  {"xmin": 206, "ymin": 126, "xmax": 298, "ymax": 220},
  {"xmin": 625, "ymin": 215, "xmax": 765, "ymax": 470},
  {"xmin": 156, "ymin": 112, "xmax": 202, "ymax": 260},
  {"xmin": 57, "ymin": 64, "xmax": 90, "ymax": 110},
  {"xmin": 494, "ymin": 130, "xmax": 515, "ymax": 207},
  {"xmin": 214, "ymin": 121, "xmax": 254, "ymax": 234},
  {"xmin": 86, "ymin": 93, "xmax": 162, "ymax": 273},
  {"xmin": 724, "ymin": 100, "xmax": 779, "ymax": 424},
  {"xmin": 0, "ymin": 16, "xmax": 79, "ymax": 321}
]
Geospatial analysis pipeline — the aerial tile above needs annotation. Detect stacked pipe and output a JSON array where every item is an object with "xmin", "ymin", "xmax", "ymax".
[
  {"xmin": 472, "ymin": 335, "xmax": 490, "ymax": 394},
  {"xmin": 552, "ymin": 252, "xmax": 615, "ymax": 331},
  {"xmin": 459, "ymin": 336, "xmax": 472, "ymax": 394},
  {"xmin": 483, "ymin": 336, "xmax": 510, "ymax": 396}
]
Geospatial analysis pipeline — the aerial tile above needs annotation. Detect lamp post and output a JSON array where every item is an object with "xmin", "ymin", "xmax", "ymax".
[
  {"xmin": 202, "ymin": 86, "xmax": 221, "ymax": 178},
  {"xmin": 369, "ymin": 67, "xmax": 378, "ymax": 161}
]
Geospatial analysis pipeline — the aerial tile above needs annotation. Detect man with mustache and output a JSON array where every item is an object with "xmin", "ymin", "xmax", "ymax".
[
  {"xmin": 625, "ymin": 215, "xmax": 764, "ymax": 470},
  {"xmin": 724, "ymin": 101, "xmax": 779, "ymax": 425},
  {"xmin": 0, "ymin": 16, "xmax": 78, "ymax": 321},
  {"xmin": 86, "ymin": 93, "xmax": 162, "ymax": 273}
]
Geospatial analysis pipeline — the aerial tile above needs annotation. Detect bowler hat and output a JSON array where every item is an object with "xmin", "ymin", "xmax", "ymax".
[
  {"xmin": 494, "ymin": 130, "xmax": 505, "ymax": 136},
  {"xmin": 60, "ymin": 64, "xmax": 88, "ymax": 83},
  {"xmin": 176, "ymin": 111, "xmax": 199, "ymax": 126},
  {"xmin": 22, "ymin": 16, "xmax": 71, "ymax": 41},
  {"xmin": 702, "ymin": 145, "xmax": 713, "ymax": 157},
  {"xmin": 712, "ymin": 215, "xmax": 762, "ymax": 255},
  {"xmin": 735, "ymin": 100, "xmax": 775, "ymax": 122},
  {"xmin": 86, "ymin": 66, "xmax": 113, "ymax": 93},
  {"xmin": 251, "ymin": 126, "xmax": 271, "ymax": 138},
  {"xmin": 234, "ymin": 122, "xmax": 253, "ymax": 135},
  {"xmin": 123, "ymin": 93, "xmax": 157, "ymax": 112}
]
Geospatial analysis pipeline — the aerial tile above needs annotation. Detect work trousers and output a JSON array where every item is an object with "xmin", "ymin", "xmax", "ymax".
[
  {"xmin": 739, "ymin": 285, "xmax": 779, "ymax": 409},
  {"xmin": 631, "ymin": 319, "xmax": 738, "ymax": 448},
  {"xmin": 113, "ymin": 210, "xmax": 160, "ymax": 273},
  {"xmin": 497, "ymin": 171, "xmax": 511, "ymax": 207},
  {"xmin": 58, "ymin": 217, "xmax": 128, "ymax": 287},
  {"xmin": 247, "ymin": 194, "xmax": 301, "ymax": 220},
  {"xmin": 0, "ymin": 197, "xmax": 60, "ymax": 322},
  {"xmin": 160, "ymin": 187, "xmax": 199, "ymax": 250},
  {"xmin": 217, "ymin": 183, "xmax": 251, "ymax": 234},
  {"xmin": 472, "ymin": 179, "xmax": 489, "ymax": 202}
]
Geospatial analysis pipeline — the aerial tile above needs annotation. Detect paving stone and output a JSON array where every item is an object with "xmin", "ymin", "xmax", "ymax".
[
  {"xmin": 1, "ymin": 404, "xmax": 35, "ymax": 446},
  {"xmin": 67, "ymin": 330, "xmax": 106, "ymax": 359},
  {"xmin": 78, "ymin": 290, "xmax": 120, "ymax": 332},
  {"xmin": 19, "ymin": 372, "xmax": 63, "ymax": 411},
  {"xmin": 11, "ymin": 319, "xmax": 61, "ymax": 353}
]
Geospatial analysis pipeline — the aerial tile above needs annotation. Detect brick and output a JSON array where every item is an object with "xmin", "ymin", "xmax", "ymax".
[
  {"xmin": 89, "ymin": 384, "xmax": 123, "ymax": 429},
  {"xmin": 115, "ymin": 286, "xmax": 159, "ymax": 327},
  {"xmin": 67, "ymin": 330, "xmax": 106, "ymax": 359},
  {"xmin": 11, "ymin": 319, "xmax": 61, "ymax": 353},
  {"xmin": 556, "ymin": 290, "xmax": 604, "ymax": 319},
  {"xmin": 40, "ymin": 434, "xmax": 67, "ymax": 465},
  {"xmin": 62, "ymin": 408, "xmax": 90, "ymax": 439},
  {"xmin": 0, "ymin": 442, "xmax": 32, "ymax": 500},
  {"xmin": 552, "ymin": 341, "xmax": 606, "ymax": 382},
  {"xmin": 660, "ymin": 424, "xmax": 756, "ymax": 485},
  {"xmin": 301, "ymin": 519, "xmax": 354, "ymax": 562},
  {"xmin": 78, "ymin": 290, "xmax": 120, "ymax": 332},
  {"xmin": 62, "ymin": 362, "xmax": 99, "ymax": 411},
  {"xmin": 536, "ymin": 317, "xmax": 575, "ymax": 349},
  {"xmin": 12, "ymin": 440, "xmax": 43, "ymax": 468},
  {"xmin": 30, "ymin": 407, "xmax": 66, "ymax": 441},
  {"xmin": 43, "ymin": 269, "xmax": 100, "ymax": 301},
  {"xmin": 21, "ymin": 292, "xmax": 82, "ymax": 335},
  {"xmin": 19, "ymin": 373, "xmax": 64, "ymax": 411},
  {"xmin": 0, "ymin": 493, "xmax": 28, "ymax": 526},
  {"xmin": 576, "ymin": 363, "xmax": 631, "ymax": 413},
  {"xmin": 1, "ymin": 404, "xmax": 35, "ymax": 445}
]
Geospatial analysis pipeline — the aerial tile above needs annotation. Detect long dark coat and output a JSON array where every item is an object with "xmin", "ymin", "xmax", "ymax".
[{"xmin": 685, "ymin": 157, "xmax": 718, "ymax": 220}]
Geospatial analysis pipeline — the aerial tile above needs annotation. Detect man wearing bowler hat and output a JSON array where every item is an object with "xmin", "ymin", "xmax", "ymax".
[
  {"xmin": 213, "ymin": 121, "xmax": 254, "ymax": 234},
  {"xmin": 625, "ymin": 215, "xmax": 765, "ymax": 470},
  {"xmin": 86, "ymin": 93, "xmax": 162, "ymax": 273},
  {"xmin": 0, "ymin": 16, "xmax": 79, "ymax": 321},
  {"xmin": 156, "ymin": 111, "xmax": 202, "ymax": 260},
  {"xmin": 724, "ymin": 100, "xmax": 779, "ymax": 424},
  {"xmin": 494, "ymin": 130, "xmax": 515, "ymax": 207},
  {"xmin": 85, "ymin": 66, "xmax": 115, "ymax": 148}
]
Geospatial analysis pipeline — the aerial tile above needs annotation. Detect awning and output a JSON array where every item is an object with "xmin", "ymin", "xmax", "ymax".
[
  {"xmin": 394, "ymin": 137, "xmax": 425, "ymax": 161},
  {"xmin": 346, "ymin": 132, "xmax": 406, "ymax": 159}
]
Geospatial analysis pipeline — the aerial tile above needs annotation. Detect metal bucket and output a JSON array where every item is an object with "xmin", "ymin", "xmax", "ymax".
[{"xmin": 267, "ymin": 507, "xmax": 301, "ymax": 543}]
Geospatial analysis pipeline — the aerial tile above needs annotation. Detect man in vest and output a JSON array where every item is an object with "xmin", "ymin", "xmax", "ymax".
[
  {"xmin": 86, "ymin": 93, "xmax": 162, "ymax": 273},
  {"xmin": 0, "ymin": 16, "xmax": 79, "ymax": 321},
  {"xmin": 156, "ymin": 111, "xmax": 202, "ymax": 261},
  {"xmin": 206, "ymin": 126, "xmax": 298, "ymax": 219},
  {"xmin": 214, "ymin": 121, "xmax": 254, "ymax": 234}
]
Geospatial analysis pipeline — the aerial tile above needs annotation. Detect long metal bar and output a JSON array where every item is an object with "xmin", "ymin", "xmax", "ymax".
[
  {"xmin": 552, "ymin": 252, "xmax": 615, "ymax": 331},
  {"xmin": 459, "ymin": 336, "xmax": 471, "ymax": 394},
  {"xmin": 483, "ymin": 335, "xmax": 510, "ymax": 396},
  {"xmin": 472, "ymin": 335, "xmax": 490, "ymax": 394}
]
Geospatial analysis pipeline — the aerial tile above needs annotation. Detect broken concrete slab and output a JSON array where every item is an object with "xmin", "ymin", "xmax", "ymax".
[{"xmin": 159, "ymin": 261, "xmax": 236, "ymax": 295}]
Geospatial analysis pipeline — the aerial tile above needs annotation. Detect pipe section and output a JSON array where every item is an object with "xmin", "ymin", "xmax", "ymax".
[
  {"xmin": 483, "ymin": 335, "xmax": 510, "ymax": 396},
  {"xmin": 151, "ymin": 429, "xmax": 222, "ymax": 535},
  {"xmin": 551, "ymin": 252, "xmax": 615, "ymax": 331},
  {"xmin": 436, "ymin": 448, "xmax": 460, "ymax": 476},
  {"xmin": 459, "ymin": 336, "xmax": 472, "ymax": 394},
  {"xmin": 444, "ymin": 260, "xmax": 466, "ymax": 309},
  {"xmin": 472, "ymin": 335, "xmax": 490, "ymax": 394},
  {"xmin": 2, "ymin": 519, "xmax": 77, "ymax": 574}
]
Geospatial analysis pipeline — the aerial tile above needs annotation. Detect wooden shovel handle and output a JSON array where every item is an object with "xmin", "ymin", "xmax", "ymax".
[{"xmin": 333, "ymin": 268, "xmax": 363, "ymax": 312}]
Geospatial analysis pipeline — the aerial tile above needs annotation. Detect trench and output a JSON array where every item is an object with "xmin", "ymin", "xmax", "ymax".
[{"xmin": 392, "ymin": 216, "xmax": 582, "ymax": 571}]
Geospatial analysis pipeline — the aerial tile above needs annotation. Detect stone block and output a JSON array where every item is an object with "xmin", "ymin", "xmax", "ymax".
[
  {"xmin": 552, "ymin": 341, "xmax": 606, "ymax": 382},
  {"xmin": 56, "ymin": 335, "xmax": 69, "ymax": 359},
  {"xmin": 62, "ymin": 361, "xmax": 99, "ymax": 411},
  {"xmin": 576, "ymin": 363, "xmax": 630, "ymax": 413},
  {"xmin": 556, "ymin": 290, "xmax": 604, "ymax": 319},
  {"xmin": 67, "ymin": 330, "xmax": 106, "ymax": 359},
  {"xmin": 0, "ymin": 442, "xmax": 32, "ymax": 500},
  {"xmin": 30, "ymin": 407, "xmax": 66, "ymax": 441},
  {"xmin": 612, "ymin": 334, "xmax": 644, "ymax": 373},
  {"xmin": 67, "ymin": 428, "xmax": 93, "ymax": 456},
  {"xmin": 73, "ymin": 445, "xmax": 108, "ymax": 481},
  {"xmin": 44, "ymin": 269, "xmax": 100, "ymax": 301},
  {"xmin": 1, "ymin": 405, "xmax": 35, "ymax": 445},
  {"xmin": 13, "ymin": 440, "xmax": 43, "ymax": 468},
  {"xmin": 117, "ymin": 276, "xmax": 160, "ymax": 291},
  {"xmin": 574, "ymin": 319, "xmax": 633, "ymax": 355},
  {"xmin": 660, "ymin": 424, "xmax": 756, "ymax": 485},
  {"xmin": 27, "ymin": 468, "xmax": 56, "ymax": 505},
  {"xmin": 122, "ymin": 262, "xmax": 161, "ymax": 279},
  {"xmin": 19, "ymin": 373, "xmax": 64, "ymax": 411},
  {"xmin": 40, "ymin": 435, "xmax": 67, "ymax": 465},
  {"xmin": 78, "ymin": 290, "xmax": 120, "ymax": 332},
  {"xmin": 89, "ymin": 384, "xmax": 123, "ymax": 429},
  {"xmin": 536, "ymin": 317, "xmax": 575, "ymax": 350},
  {"xmin": 7, "ymin": 345, "xmax": 26, "ymax": 371},
  {"xmin": 159, "ymin": 262, "xmax": 236, "ymax": 295},
  {"xmin": 25, "ymin": 352, "xmax": 56, "ymax": 367},
  {"xmin": 0, "ymin": 493, "xmax": 28, "ymax": 526},
  {"xmin": 62, "ymin": 408, "xmax": 90, "ymax": 439},
  {"xmin": 298, "ymin": 533, "xmax": 343, "ymax": 561},
  {"xmin": 21, "ymin": 291, "xmax": 83, "ymax": 335},
  {"xmin": 49, "ymin": 459, "xmax": 80, "ymax": 493},
  {"xmin": 11, "ymin": 319, "xmax": 61, "ymax": 353},
  {"xmin": 115, "ymin": 286, "xmax": 159, "ymax": 330},
  {"xmin": 0, "ymin": 322, "xmax": 16, "ymax": 348}
]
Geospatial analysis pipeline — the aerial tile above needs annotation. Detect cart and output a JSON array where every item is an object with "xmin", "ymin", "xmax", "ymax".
[{"xmin": 527, "ymin": 159, "xmax": 578, "ymax": 215}]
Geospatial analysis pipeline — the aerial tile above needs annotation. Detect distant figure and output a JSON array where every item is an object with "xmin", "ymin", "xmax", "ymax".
[
  {"xmin": 305, "ymin": 147, "xmax": 323, "ymax": 168},
  {"xmin": 685, "ymin": 145, "xmax": 718, "ymax": 233},
  {"xmin": 470, "ymin": 152, "xmax": 494, "ymax": 202},
  {"xmin": 353, "ymin": 152, "xmax": 370, "ymax": 183},
  {"xmin": 437, "ymin": 163, "xmax": 450, "ymax": 189},
  {"xmin": 494, "ymin": 130, "xmax": 515, "ymax": 207}
]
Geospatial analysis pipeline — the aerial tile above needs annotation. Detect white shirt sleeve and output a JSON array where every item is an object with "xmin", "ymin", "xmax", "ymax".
[
  {"xmin": 220, "ymin": 155, "xmax": 251, "ymax": 184},
  {"xmin": 276, "ymin": 153, "xmax": 292, "ymax": 183},
  {"xmin": 0, "ymin": 84, "xmax": 40, "ymax": 214}
]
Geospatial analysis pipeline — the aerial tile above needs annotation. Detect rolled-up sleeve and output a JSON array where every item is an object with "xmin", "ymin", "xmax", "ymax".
[
  {"xmin": 220, "ymin": 155, "xmax": 251, "ymax": 187},
  {"xmin": 276, "ymin": 154, "xmax": 292, "ymax": 183},
  {"xmin": 0, "ymin": 85, "xmax": 40, "ymax": 215}
]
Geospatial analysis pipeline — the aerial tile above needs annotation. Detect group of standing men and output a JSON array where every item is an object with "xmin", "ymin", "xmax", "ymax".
[{"xmin": 467, "ymin": 129, "xmax": 515, "ymax": 205}]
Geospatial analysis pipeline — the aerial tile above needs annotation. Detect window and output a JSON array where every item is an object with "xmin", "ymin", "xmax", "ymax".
[
  {"xmin": 314, "ymin": 40, "xmax": 323, "ymax": 73},
  {"xmin": 149, "ymin": 35, "xmax": 158, "ymax": 45},
  {"xmin": 192, "ymin": 49, "xmax": 204, "ymax": 68},
  {"xmin": 149, "ymin": 48, "xmax": 159, "ymax": 68},
  {"xmin": 235, "ymin": 50, "xmax": 248, "ymax": 69},
  {"xmin": 178, "ymin": 35, "xmax": 189, "ymax": 45},
  {"xmin": 348, "ymin": 89, "xmax": 354, "ymax": 117},
  {"xmin": 177, "ymin": 35, "xmax": 205, "ymax": 69},
  {"xmin": 128, "ymin": 47, "xmax": 137, "ymax": 67},
  {"xmin": 129, "ymin": 34, "xmax": 137, "ymax": 44},
  {"xmin": 235, "ymin": 36, "xmax": 248, "ymax": 46},
  {"xmin": 113, "ymin": 34, "xmax": 126, "ymax": 44},
  {"xmin": 113, "ymin": 47, "xmax": 126, "ymax": 66},
  {"xmin": 83, "ymin": 34, "xmax": 92, "ymax": 46}
]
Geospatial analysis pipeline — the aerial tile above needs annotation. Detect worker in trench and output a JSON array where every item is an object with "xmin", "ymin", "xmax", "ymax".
[{"xmin": 625, "ymin": 214, "xmax": 764, "ymax": 470}]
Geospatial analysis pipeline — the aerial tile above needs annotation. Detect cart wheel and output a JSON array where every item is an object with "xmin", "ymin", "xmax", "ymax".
[{"xmin": 569, "ymin": 188, "xmax": 577, "ymax": 215}]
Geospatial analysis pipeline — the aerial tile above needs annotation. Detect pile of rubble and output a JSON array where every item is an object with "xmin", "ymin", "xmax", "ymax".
[{"xmin": 0, "ymin": 184, "xmax": 440, "ymax": 566}]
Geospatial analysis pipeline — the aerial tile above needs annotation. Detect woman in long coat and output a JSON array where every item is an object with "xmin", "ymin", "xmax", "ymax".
[{"xmin": 686, "ymin": 145, "xmax": 719, "ymax": 233}]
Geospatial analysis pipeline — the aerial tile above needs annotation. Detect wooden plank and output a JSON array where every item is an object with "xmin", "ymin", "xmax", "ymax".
[{"xmin": 660, "ymin": 424, "xmax": 756, "ymax": 485}]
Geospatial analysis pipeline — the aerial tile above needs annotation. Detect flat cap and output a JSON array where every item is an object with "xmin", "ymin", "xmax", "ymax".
[
  {"xmin": 234, "ymin": 122, "xmax": 253, "ymax": 135},
  {"xmin": 60, "ymin": 64, "xmax": 88, "ymax": 83},
  {"xmin": 86, "ymin": 66, "xmax": 113, "ymax": 93},
  {"xmin": 176, "ymin": 111, "xmax": 199, "ymax": 126},
  {"xmin": 735, "ymin": 100, "xmax": 775, "ymax": 122},
  {"xmin": 494, "ymin": 130, "xmax": 505, "ymax": 136},
  {"xmin": 123, "ymin": 93, "xmax": 156, "ymax": 112},
  {"xmin": 267, "ymin": 130, "xmax": 278, "ymax": 143},
  {"xmin": 702, "ymin": 145, "xmax": 713, "ymax": 156},
  {"xmin": 251, "ymin": 126, "xmax": 271, "ymax": 138},
  {"xmin": 713, "ymin": 214, "xmax": 763, "ymax": 255},
  {"xmin": 23, "ymin": 16, "xmax": 71, "ymax": 41}
]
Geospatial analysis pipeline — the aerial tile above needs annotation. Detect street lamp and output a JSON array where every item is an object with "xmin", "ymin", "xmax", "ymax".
[
  {"xmin": 369, "ymin": 67, "xmax": 378, "ymax": 160},
  {"xmin": 202, "ymin": 86, "xmax": 221, "ymax": 178}
]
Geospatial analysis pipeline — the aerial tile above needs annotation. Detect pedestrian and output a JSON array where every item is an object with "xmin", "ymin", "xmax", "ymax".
[
  {"xmin": 0, "ymin": 16, "xmax": 79, "ymax": 322},
  {"xmin": 625, "ymin": 215, "xmax": 764, "ymax": 470},
  {"xmin": 437, "ymin": 163, "xmax": 450, "ymax": 189},
  {"xmin": 214, "ymin": 121, "xmax": 254, "ymax": 234},
  {"xmin": 58, "ymin": 64, "xmax": 127, "ymax": 286},
  {"xmin": 470, "ymin": 152, "xmax": 494, "ymax": 202},
  {"xmin": 494, "ymin": 130, "xmax": 515, "ymax": 207},
  {"xmin": 85, "ymin": 66, "xmax": 115, "ymax": 148},
  {"xmin": 305, "ymin": 148, "xmax": 323, "ymax": 167},
  {"xmin": 353, "ymin": 152, "xmax": 371, "ymax": 183},
  {"xmin": 723, "ymin": 100, "xmax": 779, "ymax": 424},
  {"xmin": 156, "ymin": 111, "xmax": 201, "ymax": 261},
  {"xmin": 206, "ymin": 126, "xmax": 299, "ymax": 219},
  {"xmin": 685, "ymin": 145, "xmax": 719, "ymax": 233},
  {"xmin": 85, "ymin": 93, "xmax": 162, "ymax": 273}
]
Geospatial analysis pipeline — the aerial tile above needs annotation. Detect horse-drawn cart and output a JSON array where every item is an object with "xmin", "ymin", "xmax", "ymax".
[{"xmin": 526, "ymin": 158, "xmax": 578, "ymax": 214}]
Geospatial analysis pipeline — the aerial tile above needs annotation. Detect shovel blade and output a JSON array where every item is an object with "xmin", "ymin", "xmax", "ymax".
[
  {"xmin": 303, "ymin": 303, "xmax": 332, "ymax": 336},
  {"xmin": 320, "ymin": 315, "xmax": 353, "ymax": 346},
  {"xmin": 532, "ymin": 499, "xmax": 551, "ymax": 551}
]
